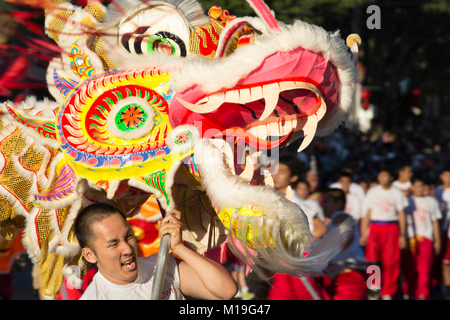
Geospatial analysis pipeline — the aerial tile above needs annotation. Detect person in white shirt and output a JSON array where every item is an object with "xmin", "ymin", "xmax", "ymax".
[
  {"xmin": 392, "ymin": 165, "xmax": 413, "ymax": 197},
  {"xmin": 293, "ymin": 179, "xmax": 326, "ymax": 238},
  {"xmin": 359, "ymin": 169, "xmax": 408, "ymax": 300},
  {"xmin": 272, "ymin": 155, "xmax": 326, "ymax": 239},
  {"xmin": 335, "ymin": 172, "xmax": 363, "ymax": 223},
  {"xmin": 329, "ymin": 175, "xmax": 365, "ymax": 205},
  {"xmin": 403, "ymin": 177, "xmax": 441, "ymax": 300},
  {"xmin": 76, "ymin": 203, "xmax": 237, "ymax": 300},
  {"xmin": 435, "ymin": 168, "xmax": 450, "ymax": 299}
]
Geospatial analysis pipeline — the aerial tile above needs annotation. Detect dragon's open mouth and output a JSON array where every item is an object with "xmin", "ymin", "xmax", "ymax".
[{"xmin": 175, "ymin": 78, "xmax": 327, "ymax": 154}]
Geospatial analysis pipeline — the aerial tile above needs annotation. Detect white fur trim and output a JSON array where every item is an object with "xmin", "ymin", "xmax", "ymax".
[
  {"xmin": 0, "ymin": 101, "xmax": 61, "ymax": 149},
  {"xmin": 22, "ymin": 207, "xmax": 44, "ymax": 263},
  {"xmin": 196, "ymin": 139, "xmax": 353, "ymax": 277},
  {"xmin": 55, "ymin": 181, "xmax": 88, "ymax": 258}
]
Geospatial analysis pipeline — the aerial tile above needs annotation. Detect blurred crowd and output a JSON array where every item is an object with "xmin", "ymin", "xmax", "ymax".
[{"xmin": 241, "ymin": 114, "xmax": 450, "ymax": 300}]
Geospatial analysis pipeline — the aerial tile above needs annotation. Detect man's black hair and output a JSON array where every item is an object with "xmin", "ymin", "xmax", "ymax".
[
  {"xmin": 293, "ymin": 178, "xmax": 310, "ymax": 190},
  {"xmin": 322, "ymin": 188, "xmax": 346, "ymax": 216},
  {"xmin": 74, "ymin": 203, "xmax": 127, "ymax": 250},
  {"xmin": 278, "ymin": 154, "xmax": 304, "ymax": 179},
  {"xmin": 337, "ymin": 171, "xmax": 353, "ymax": 181},
  {"xmin": 411, "ymin": 176, "xmax": 424, "ymax": 184}
]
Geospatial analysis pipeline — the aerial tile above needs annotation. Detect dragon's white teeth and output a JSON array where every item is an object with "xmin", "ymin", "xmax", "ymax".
[
  {"xmin": 267, "ymin": 122, "xmax": 280, "ymax": 136},
  {"xmin": 248, "ymin": 115, "xmax": 297, "ymax": 141},
  {"xmin": 263, "ymin": 169, "xmax": 274, "ymax": 187},
  {"xmin": 285, "ymin": 185, "xmax": 294, "ymax": 201},
  {"xmin": 224, "ymin": 90, "xmax": 241, "ymax": 103},
  {"xmin": 259, "ymin": 83, "xmax": 280, "ymax": 121},
  {"xmin": 249, "ymin": 126, "xmax": 268, "ymax": 141},
  {"xmin": 239, "ymin": 154, "xmax": 254, "ymax": 182},
  {"xmin": 177, "ymin": 94, "xmax": 225, "ymax": 113},
  {"xmin": 239, "ymin": 88, "xmax": 252, "ymax": 102},
  {"xmin": 279, "ymin": 81, "xmax": 297, "ymax": 92},
  {"xmin": 210, "ymin": 139, "xmax": 235, "ymax": 175},
  {"xmin": 182, "ymin": 81, "xmax": 323, "ymax": 116},
  {"xmin": 250, "ymin": 86, "xmax": 263, "ymax": 100},
  {"xmin": 222, "ymin": 87, "xmax": 264, "ymax": 104},
  {"xmin": 297, "ymin": 115, "xmax": 319, "ymax": 153}
]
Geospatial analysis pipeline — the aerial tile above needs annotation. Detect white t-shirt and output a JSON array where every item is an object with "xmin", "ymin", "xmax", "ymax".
[
  {"xmin": 363, "ymin": 185, "xmax": 408, "ymax": 221},
  {"xmin": 392, "ymin": 180, "xmax": 412, "ymax": 191},
  {"xmin": 404, "ymin": 196, "xmax": 439, "ymax": 240},
  {"xmin": 329, "ymin": 182, "xmax": 365, "ymax": 204},
  {"xmin": 435, "ymin": 186, "xmax": 450, "ymax": 237},
  {"xmin": 80, "ymin": 253, "xmax": 184, "ymax": 300},
  {"xmin": 345, "ymin": 193, "xmax": 362, "ymax": 220},
  {"xmin": 292, "ymin": 194, "xmax": 324, "ymax": 232}
]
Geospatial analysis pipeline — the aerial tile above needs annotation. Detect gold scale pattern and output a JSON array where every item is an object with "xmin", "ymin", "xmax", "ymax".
[{"xmin": 0, "ymin": 128, "xmax": 34, "ymax": 214}]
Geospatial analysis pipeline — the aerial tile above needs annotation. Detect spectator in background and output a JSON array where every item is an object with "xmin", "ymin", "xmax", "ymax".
[
  {"xmin": 402, "ymin": 177, "xmax": 441, "ymax": 300},
  {"xmin": 335, "ymin": 172, "xmax": 363, "ymax": 224},
  {"xmin": 293, "ymin": 179, "xmax": 327, "ymax": 239},
  {"xmin": 268, "ymin": 155, "xmax": 328, "ymax": 300},
  {"xmin": 435, "ymin": 169, "xmax": 450, "ymax": 299},
  {"xmin": 360, "ymin": 169, "xmax": 408, "ymax": 300},
  {"xmin": 306, "ymin": 170, "xmax": 322, "ymax": 201},
  {"xmin": 393, "ymin": 165, "xmax": 413, "ymax": 197},
  {"xmin": 329, "ymin": 168, "xmax": 365, "ymax": 205},
  {"xmin": 357, "ymin": 178, "xmax": 369, "ymax": 195},
  {"xmin": 369, "ymin": 176, "xmax": 379, "ymax": 190},
  {"xmin": 272, "ymin": 154, "xmax": 304, "ymax": 198}
]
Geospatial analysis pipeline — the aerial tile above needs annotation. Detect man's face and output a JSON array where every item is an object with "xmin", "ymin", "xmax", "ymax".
[
  {"xmin": 338, "ymin": 177, "xmax": 351, "ymax": 194},
  {"xmin": 273, "ymin": 163, "xmax": 297, "ymax": 191},
  {"xmin": 423, "ymin": 184, "xmax": 431, "ymax": 196},
  {"xmin": 306, "ymin": 170, "xmax": 319, "ymax": 191},
  {"xmin": 399, "ymin": 166, "xmax": 413, "ymax": 181},
  {"xmin": 411, "ymin": 181, "xmax": 424, "ymax": 197},
  {"xmin": 378, "ymin": 171, "xmax": 391, "ymax": 187},
  {"xmin": 440, "ymin": 171, "xmax": 450, "ymax": 186},
  {"xmin": 321, "ymin": 194, "xmax": 343, "ymax": 219},
  {"xmin": 83, "ymin": 213, "xmax": 138, "ymax": 285},
  {"xmin": 295, "ymin": 182, "xmax": 309, "ymax": 200}
]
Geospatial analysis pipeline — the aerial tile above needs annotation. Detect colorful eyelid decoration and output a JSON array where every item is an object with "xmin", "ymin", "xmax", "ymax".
[{"xmin": 0, "ymin": 0, "xmax": 360, "ymax": 299}]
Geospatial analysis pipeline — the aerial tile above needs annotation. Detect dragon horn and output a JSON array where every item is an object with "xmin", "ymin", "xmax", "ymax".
[{"xmin": 245, "ymin": 0, "xmax": 281, "ymax": 32}]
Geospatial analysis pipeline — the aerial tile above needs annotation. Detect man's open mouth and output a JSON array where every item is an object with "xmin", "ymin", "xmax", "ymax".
[{"xmin": 121, "ymin": 257, "xmax": 136, "ymax": 271}]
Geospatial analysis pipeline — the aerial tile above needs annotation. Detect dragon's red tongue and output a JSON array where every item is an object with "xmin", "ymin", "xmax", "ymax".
[{"xmin": 213, "ymin": 127, "xmax": 294, "ymax": 149}]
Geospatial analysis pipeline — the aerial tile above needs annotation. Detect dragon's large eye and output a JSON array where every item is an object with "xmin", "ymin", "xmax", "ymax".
[{"xmin": 107, "ymin": 97, "xmax": 156, "ymax": 140}]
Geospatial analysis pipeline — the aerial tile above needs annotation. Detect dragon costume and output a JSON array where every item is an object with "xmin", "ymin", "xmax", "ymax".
[{"xmin": 0, "ymin": 0, "xmax": 360, "ymax": 299}]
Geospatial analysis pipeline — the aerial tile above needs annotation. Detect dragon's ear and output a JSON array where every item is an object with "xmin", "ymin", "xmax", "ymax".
[
  {"xmin": 47, "ymin": 35, "xmax": 105, "ymax": 102},
  {"xmin": 45, "ymin": 1, "xmax": 106, "ymax": 102}
]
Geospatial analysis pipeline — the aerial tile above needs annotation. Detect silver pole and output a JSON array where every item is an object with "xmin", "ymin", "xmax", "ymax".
[
  {"xmin": 299, "ymin": 276, "xmax": 321, "ymax": 300},
  {"xmin": 150, "ymin": 233, "xmax": 171, "ymax": 300},
  {"xmin": 151, "ymin": 199, "xmax": 171, "ymax": 300}
]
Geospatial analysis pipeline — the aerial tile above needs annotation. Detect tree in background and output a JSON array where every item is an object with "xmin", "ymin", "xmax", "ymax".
[{"xmin": 199, "ymin": 0, "xmax": 450, "ymax": 131}]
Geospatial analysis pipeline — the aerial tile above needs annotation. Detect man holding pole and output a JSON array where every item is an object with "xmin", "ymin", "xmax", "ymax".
[{"xmin": 76, "ymin": 203, "xmax": 237, "ymax": 300}]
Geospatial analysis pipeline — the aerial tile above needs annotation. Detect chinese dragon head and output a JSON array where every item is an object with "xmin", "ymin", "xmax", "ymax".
[{"xmin": 0, "ymin": 0, "xmax": 360, "ymax": 298}]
